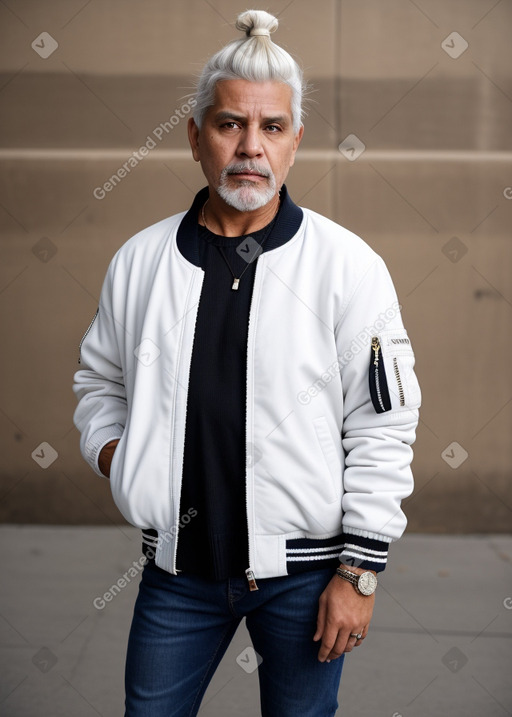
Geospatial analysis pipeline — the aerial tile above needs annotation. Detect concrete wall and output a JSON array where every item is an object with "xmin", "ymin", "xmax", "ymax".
[{"xmin": 0, "ymin": 0, "xmax": 511, "ymax": 530}]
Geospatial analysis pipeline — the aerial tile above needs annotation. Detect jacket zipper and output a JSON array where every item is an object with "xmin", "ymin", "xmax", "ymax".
[
  {"xmin": 78, "ymin": 308, "xmax": 99, "ymax": 364},
  {"xmin": 372, "ymin": 338, "xmax": 385, "ymax": 411},
  {"xmin": 393, "ymin": 357, "xmax": 405, "ymax": 407},
  {"xmin": 167, "ymin": 266, "xmax": 260, "ymax": 581},
  {"xmin": 244, "ymin": 259, "xmax": 260, "ymax": 591},
  {"xmin": 369, "ymin": 336, "xmax": 392, "ymax": 413}
]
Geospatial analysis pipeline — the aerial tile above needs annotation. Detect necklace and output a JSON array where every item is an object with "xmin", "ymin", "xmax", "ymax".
[{"xmin": 201, "ymin": 198, "xmax": 280, "ymax": 291}]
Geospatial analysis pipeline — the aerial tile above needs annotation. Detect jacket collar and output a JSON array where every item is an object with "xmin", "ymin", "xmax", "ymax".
[{"xmin": 177, "ymin": 184, "xmax": 303, "ymax": 267}]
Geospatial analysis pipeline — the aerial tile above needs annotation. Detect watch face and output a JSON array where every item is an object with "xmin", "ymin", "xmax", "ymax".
[{"xmin": 358, "ymin": 572, "xmax": 377, "ymax": 596}]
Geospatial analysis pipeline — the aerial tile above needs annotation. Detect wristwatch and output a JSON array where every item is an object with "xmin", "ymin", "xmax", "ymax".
[{"xmin": 336, "ymin": 567, "xmax": 378, "ymax": 596}]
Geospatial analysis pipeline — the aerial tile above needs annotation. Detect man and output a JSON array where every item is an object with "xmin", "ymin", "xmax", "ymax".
[{"xmin": 73, "ymin": 10, "xmax": 420, "ymax": 716}]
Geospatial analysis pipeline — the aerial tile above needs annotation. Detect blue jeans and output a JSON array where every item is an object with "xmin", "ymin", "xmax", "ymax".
[{"xmin": 124, "ymin": 559, "xmax": 345, "ymax": 716}]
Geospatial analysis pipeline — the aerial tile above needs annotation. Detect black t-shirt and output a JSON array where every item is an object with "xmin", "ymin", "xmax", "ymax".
[
  {"xmin": 177, "ymin": 214, "xmax": 281, "ymax": 579},
  {"xmin": 143, "ymin": 185, "xmax": 303, "ymax": 580}
]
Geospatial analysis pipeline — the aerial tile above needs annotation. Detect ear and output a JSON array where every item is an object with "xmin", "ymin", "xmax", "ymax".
[
  {"xmin": 188, "ymin": 117, "xmax": 200, "ymax": 162},
  {"xmin": 289, "ymin": 124, "xmax": 304, "ymax": 167}
]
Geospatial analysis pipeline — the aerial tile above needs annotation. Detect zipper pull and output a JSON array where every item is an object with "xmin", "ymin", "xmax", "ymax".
[
  {"xmin": 245, "ymin": 568, "xmax": 259, "ymax": 591},
  {"xmin": 371, "ymin": 336, "xmax": 380, "ymax": 365}
]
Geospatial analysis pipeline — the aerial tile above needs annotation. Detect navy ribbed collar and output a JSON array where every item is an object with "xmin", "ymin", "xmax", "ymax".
[{"xmin": 176, "ymin": 184, "xmax": 303, "ymax": 267}]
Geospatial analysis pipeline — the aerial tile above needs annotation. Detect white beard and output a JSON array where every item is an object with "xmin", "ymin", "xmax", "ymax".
[{"xmin": 216, "ymin": 162, "xmax": 277, "ymax": 212}]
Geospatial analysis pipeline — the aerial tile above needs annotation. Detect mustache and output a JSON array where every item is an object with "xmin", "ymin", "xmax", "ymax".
[{"xmin": 222, "ymin": 162, "xmax": 272, "ymax": 179}]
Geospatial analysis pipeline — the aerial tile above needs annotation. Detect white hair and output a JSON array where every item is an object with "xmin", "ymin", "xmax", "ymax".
[{"xmin": 192, "ymin": 10, "xmax": 305, "ymax": 134}]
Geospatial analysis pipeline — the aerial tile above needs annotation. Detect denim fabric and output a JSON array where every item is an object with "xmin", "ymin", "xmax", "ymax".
[{"xmin": 125, "ymin": 559, "xmax": 345, "ymax": 716}]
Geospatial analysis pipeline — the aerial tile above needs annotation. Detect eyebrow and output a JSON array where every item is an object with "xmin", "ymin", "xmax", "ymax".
[{"xmin": 214, "ymin": 111, "xmax": 290, "ymax": 126}]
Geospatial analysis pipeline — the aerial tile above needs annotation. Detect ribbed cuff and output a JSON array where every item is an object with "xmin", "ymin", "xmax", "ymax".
[
  {"xmin": 84, "ymin": 424, "xmax": 124, "ymax": 478},
  {"xmin": 338, "ymin": 529, "xmax": 391, "ymax": 573}
]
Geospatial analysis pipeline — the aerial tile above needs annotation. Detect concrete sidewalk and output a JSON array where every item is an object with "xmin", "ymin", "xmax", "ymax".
[{"xmin": 0, "ymin": 527, "xmax": 511, "ymax": 716}]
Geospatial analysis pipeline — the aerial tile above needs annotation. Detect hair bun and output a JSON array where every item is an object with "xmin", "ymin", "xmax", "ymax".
[{"xmin": 235, "ymin": 9, "xmax": 278, "ymax": 38}]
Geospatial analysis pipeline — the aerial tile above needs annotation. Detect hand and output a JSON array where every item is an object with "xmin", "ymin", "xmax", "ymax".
[
  {"xmin": 313, "ymin": 567, "xmax": 376, "ymax": 662},
  {"xmin": 98, "ymin": 439, "xmax": 120, "ymax": 478}
]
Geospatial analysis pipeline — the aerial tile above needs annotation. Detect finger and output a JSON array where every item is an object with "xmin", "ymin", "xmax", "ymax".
[
  {"xmin": 341, "ymin": 628, "xmax": 364, "ymax": 653},
  {"xmin": 325, "ymin": 624, "xmax": 367, "ymax": 661},
  {"xmin": 327, "ymin": 629, "xmax": 352, "ymax": 660},
  {"xmin": 313, "ymin": 600, "xmax": 326, "ymax": 642},
  {"xmin": 342, "ymin": 635, "xmax": 358, "ymax": 654},
  {"xmin": 354, "ymin": 626, "xmax": 368, "ymax": 647},
  {"xmin": 317, "ymin": 623, "xmax": 339, "ymax": 662},
  {"xmin": 318, "ymin": 635, "xmax": 335, "ymax": 662}
]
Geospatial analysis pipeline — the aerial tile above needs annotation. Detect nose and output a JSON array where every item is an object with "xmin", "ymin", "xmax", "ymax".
[{"xmin": 236, "ymin": 125, "xmax": 263, "ymax": 159}]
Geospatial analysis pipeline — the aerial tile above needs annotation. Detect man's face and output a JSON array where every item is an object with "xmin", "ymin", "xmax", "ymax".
[{"xmin": 188, "ymin": 79, "xmax": 304, "ymax": 211}]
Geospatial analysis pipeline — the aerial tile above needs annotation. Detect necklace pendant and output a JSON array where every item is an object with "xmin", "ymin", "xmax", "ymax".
[{"xmin": 232, "ymin": 278, "xmax": 240, "ymax": 291}]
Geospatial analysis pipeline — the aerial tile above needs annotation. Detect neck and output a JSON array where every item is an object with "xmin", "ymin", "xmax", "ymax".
[{"xmin": 200, "ymin": 191, "xmax": 280, "ymax": 236}]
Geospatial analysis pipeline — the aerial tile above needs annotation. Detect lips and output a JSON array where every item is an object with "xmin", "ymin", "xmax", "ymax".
[
  {"xmin": 227, "ymin": 164, "xmax": 270, "ymax": 179},
  {"xmin": 230, "ymin": 173, "xmax": 268, "ymax": 185}
]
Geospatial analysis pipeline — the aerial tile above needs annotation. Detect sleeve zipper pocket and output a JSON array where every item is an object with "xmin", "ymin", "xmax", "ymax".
[
  {"xmin": 393, "ymin": 357, "xmax": 405, "ymax": 407},
  {"xmin": 369, "ymin": 336, "xmax": 392, "ymax": 413}
]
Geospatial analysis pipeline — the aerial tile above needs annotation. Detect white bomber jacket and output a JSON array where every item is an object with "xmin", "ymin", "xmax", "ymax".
[{"xmin": 73, "ymin": 186, "xmax": 421, "ymax": 585}]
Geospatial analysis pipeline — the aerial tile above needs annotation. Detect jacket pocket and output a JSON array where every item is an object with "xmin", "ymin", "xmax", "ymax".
[
  {"xmin": 369, "ymin": 329, "xmax": 421, "ymax": 412},
  {"xmin": 312, "ymin": 416, "xmax": 342, "ymax": 504},
  {"xmin": 369, "ymin": 336, "xmax": 392, "ymax": 413}
]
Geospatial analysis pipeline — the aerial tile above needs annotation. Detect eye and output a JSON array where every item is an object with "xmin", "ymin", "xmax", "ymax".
[
  {"xmin": 220, "ymin": 121, "xmax": 240, "ymax": 130},
  {"xmin": 265, "ymin": 124, "xmax": 282, "ymax": 133}
]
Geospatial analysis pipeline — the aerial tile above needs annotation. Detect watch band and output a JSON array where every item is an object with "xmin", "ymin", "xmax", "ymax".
[{"xmin": 336, "ymin": 567, "xmax": 360, "ymax": 589}]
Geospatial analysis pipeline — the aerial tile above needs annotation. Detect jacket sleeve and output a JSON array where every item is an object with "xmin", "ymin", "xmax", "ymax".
[
  {"xmin": 72, "ymin": 253, "xmax": 127, "ymax": 478},
  {"xmin": 334, "ymin": 255, "xmax": 421, "ymax": 572}
]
